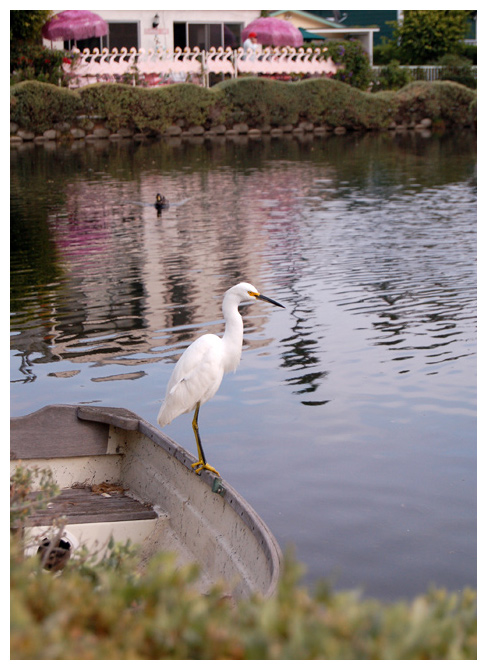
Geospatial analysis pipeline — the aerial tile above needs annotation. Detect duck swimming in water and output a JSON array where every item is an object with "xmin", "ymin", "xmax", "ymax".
[{"xmin": 155, "ymin": 193, "xmax": 169, "ymax": 212}]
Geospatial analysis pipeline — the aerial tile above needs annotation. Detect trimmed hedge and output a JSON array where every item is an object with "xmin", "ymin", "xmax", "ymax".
[
  {"xmin": 10, "ymin": 77, "xmax": 477, "ymax": 137},
  {"xmin": 394, "ymin": 80, "xmax": 477, "ymax": 128},
  {"xmin": 10, "ymin": 80, "xmax": 83, "ymax": 135},
  {"xmin": 79, "ymin": 83, "xmax": 223, "ymax": 134},
  {"xmin": 214, "ymin": 77, "xmax": 301, "ymax": 127},
  {"xmin": 295, "ymin": 78, "xmax": 397, "ymax": 130}
]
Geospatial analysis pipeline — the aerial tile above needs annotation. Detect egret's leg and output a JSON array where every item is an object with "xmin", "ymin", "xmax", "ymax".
[{"xmin": 191, "ymin": 403, "xmax": 220, "ymax": 476}]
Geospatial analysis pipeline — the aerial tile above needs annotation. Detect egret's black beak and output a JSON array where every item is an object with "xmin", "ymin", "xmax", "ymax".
[{"xmin": 257, "ymin": 293, "xmax": 285, "ymax": 308}]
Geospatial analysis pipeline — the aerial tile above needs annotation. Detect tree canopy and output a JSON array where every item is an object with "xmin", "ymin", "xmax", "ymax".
[
  {"xmin": 394, "ymin": 11, "xmax": 471, "ymax": 64},
  {"xmin": 10, "ymin": 10, "xmax": 52, "ymax": 44}
]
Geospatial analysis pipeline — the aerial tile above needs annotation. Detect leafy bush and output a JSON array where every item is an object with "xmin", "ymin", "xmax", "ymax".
[
  {"xmin": 457, "ymin": 42, "xmax": 477, "ymax": 66},
  {"xmin": 215, "ymin": 77, "xmax": 300, "ymax": 127},
  {"xmin": 372, "ymin": 60, "xmax": 413, "ymax": 92},
  {"xmin": 373, "ymin": 38, "xmax": 401, "ymax": 66},
  {"xmin": 10, "ymin": 44, "xmax": 71, "ymax": 86},
  {"xmin": 10, "ymin": 80, "xmax": 82, "ymax": 134},
  {"xmin": 394, "ymin": 81, "xmax": 477, "ymax": 127},
  {"xmin": 392, "ymin": 10, "xmax": 471, "ymax": 65},
  {"xmin": 10, "ymin": 530, "xmax": 477, "ymax": 660},
  {"xmin": 78, "ymin": 84, "xmax": 145, "ymax": 132},
  {"xmin": 10, "ymin": 465, "xmax": 477, "ymax": 660},
  {"xmin": 325, "ymin": 40, "xmax": 373, "ymax": 90},
  {"xmin": 10, "ymin": 10, "xmax": 51, "ymax": 42},
  {"xmin": 136, "ymin": 84, "xmax": 224, "ymax": 132},
  {"xmin": 10, "ymin": 78, "xmax": 476, "ymax": 136},
  {"xmin": 79, "ymin": 83, "xmax": 222, "ymax": 133},
  {"xmin": 295, "ymin": 78, "xmax": 397, "ymax": 130},
  {"xmin": 10, "ymin": 465, "xmax": 59, "ymax": 528},
  {"xmin": 438, "ymin": 54, "xmax": 477, "ymax": 89},
  {"xmin": 215, "ymin": 78, "xmax": 397, "ymax": 130}
]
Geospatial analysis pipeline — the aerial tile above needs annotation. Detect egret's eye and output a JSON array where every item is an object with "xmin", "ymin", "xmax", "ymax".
[{"xmin": 248, "ymin": 291, "xmax": 259, "ymax": 298}]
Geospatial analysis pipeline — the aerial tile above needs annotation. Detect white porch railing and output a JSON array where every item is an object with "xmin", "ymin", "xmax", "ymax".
[
  {"xmin": 63, "ymin": 46, "xmax": 338, "ymax": 88},
  {"xmin": 371, "ymin": 65, "xmax": 477, "ymax": 82}
]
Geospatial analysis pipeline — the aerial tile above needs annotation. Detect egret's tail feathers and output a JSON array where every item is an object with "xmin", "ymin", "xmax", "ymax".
[{"xmin": 157, "ymin": 404, "xmax": 170, "ymax": 428}]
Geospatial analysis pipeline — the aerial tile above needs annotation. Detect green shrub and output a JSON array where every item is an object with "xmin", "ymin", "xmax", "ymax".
[
  {"xmin": 325, "ymin": 40, "xmax": 373, "ymax": 90},
  {"xmin": 438, "ymin": 54, "xmax": 477, "ymax": 89},
  {"xmin": 10, "ymin": 80, "xmax": 82, "ymax": 134},
  {"xmin": 295, "ymin": 78, "xmax": 397, "ymax": 130},
  {"xmin": 10, "ymin": 465, "xmax": 477, "ymax": 660},
  {"xmin": 215, "ymin": 77, "xmax": 300, "ymax": 127},
  {"xmin": 10, "ymin": 44, "xmax": 71, "ymax": 86},
  {"xmin": 10, "ymin": 78, "xmax": 476, "ymax": 136},
  {"xmin": 457, "ymin": 42, "xmax": 477, "ymax": 65},
  {"xmin": 394, "ymin": 80, "xmax": 477, "ymax": 127},
  {"xmin": 10, "ymin": 532, "xmax": 477, "ymax": 660},
  {"xmin": 393, "ymin": 10, "xmax": 471, "ymax": 65},
  {"xmin": 79, "ymin": 83, "xmax": 222, "ymax": 133},
  {"xmin": 215, "ymin": 78, "xmax": 396, "ymax": 131},
  {"xmin": 79, "ymin": 83, "xmax": 146, "ymax": 132},
  {"xmin": 136, "ymin": 84, "xmax": 224, "ymax": 132},
  {"xmin": 372, "ymin": 60, "xmax": 413, "ymax": 92},
  {"xmin": 373, "ymin": 38, "xmax": 401, "ymax": 66},
  {"xmin": 10, "ymin": 465, "xmax": 59, "ymax": 528}
]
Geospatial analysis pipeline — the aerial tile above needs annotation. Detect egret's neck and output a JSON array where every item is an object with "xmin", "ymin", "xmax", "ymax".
[{"xmin": 221, "ymin": 295, "xmax": 244, "ymax": 372}]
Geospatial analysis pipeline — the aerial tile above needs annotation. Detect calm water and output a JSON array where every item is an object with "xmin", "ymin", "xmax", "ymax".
[{"xmin": 10, "ymin": 131, "xmax": 477, "ymax": 600}]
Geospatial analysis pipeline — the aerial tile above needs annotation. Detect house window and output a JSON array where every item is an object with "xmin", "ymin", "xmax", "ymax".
[
  {"xmin": 63, "ymin": 23, "xmax": 139, "ymax": 52},
  {"xmin": 64, "ymin": 35, "xmax": 105, "ymax": 51},
  {"xmin": 108, "ymin": 22, "xmax": 139, "ymax": 51},
  {"xmin": 224, "ymin": 23, "xmax": 241, "ymax": 48},
  {"xmin": 173, "ymin": 22, "xmax": 241, "ymax": 50}
]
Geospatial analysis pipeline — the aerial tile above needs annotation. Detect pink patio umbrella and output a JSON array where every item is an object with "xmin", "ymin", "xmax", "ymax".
[
  {"xmin": 242, "ymin": 17, "xmax": 304, "ymax": 48},
  {"xmin": 42, "ymin": 10, "xmax": 108, "ymax": 43}
]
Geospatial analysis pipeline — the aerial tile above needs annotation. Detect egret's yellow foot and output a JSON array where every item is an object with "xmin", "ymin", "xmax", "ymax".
[{"xmin": 192, "ymin": 460, "xmax": 220, "ymax": 476}]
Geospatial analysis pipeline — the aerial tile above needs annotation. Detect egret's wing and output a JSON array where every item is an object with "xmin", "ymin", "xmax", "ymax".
[{"xmin": 158, "ymin": 334, "xmax": 224, "ymax": 426}]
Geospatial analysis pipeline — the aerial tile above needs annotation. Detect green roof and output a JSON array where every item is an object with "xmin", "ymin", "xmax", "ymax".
[{"xmin": 299, "ymin": 27, "xmax": 326, "ymax": 41}]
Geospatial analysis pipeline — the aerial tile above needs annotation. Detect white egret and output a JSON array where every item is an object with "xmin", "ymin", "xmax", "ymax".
[{"xmin": 157, "ymin": 282, "xmax": 284, "ymax": 476}]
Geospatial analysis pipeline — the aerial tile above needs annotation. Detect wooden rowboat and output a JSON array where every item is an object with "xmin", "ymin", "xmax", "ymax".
[{"xmin": 10, "ymin": 405, "xmax": 282, "ymax": 598}]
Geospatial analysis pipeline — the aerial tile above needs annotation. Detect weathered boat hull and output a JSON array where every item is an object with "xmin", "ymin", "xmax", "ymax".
[{"xmin": 10, "ymin": 405, "xmax": 282, "ymax": 598}]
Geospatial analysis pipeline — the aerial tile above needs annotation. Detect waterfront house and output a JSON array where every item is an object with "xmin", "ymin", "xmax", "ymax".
[
  {"xmin": 268, "ymin": 10, "xmax": 379, "ymax": 64},
  {"xmin": 43, "ymin": 9, "xmax": 378, "ymax": 62},
  {"xmin": 43, "ymin": 10, "xmax": 262, "ymax": 53}
]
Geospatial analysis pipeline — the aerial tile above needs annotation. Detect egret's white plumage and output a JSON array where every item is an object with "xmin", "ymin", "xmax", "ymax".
[{"xmin": 157, "ymin": 282, "xmax": 284, "ymax": 475}]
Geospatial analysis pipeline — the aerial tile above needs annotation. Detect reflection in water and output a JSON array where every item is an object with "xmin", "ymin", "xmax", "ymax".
[{"xmin": 10, "ymin": 131, "xmax": 476, "ymax": 599}]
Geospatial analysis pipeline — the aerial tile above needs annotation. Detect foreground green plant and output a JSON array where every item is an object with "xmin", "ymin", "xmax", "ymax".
[
  {"xmin": 10, "ymin": 536, "xmax": 477, "ymax": 660},
  {"xmin": 10, "ymin": 465, "xmax": 59, "ymax": 528},
  {"xmin": 10, "ymin": 466, "xmax": 476, "ymax": 660}
]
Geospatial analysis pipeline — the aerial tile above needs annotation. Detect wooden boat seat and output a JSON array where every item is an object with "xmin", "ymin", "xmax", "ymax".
[{"xmin": 26, "ymin": 485, "xmax": 158, "ymax": 527}]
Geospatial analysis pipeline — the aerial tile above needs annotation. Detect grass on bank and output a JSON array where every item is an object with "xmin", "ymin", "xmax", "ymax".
[
  {"xmin": 10, "ymin": 466, "xmax": 477, "ymax": 660},
  {"xmin": 10, "ymin": 77, "xmax": 476, "ymax": 137}
]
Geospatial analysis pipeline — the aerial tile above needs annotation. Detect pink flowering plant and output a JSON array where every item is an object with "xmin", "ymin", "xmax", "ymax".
[{"xmin": 10, "ymin": 44, "xmax": 72, "ymax": 86}]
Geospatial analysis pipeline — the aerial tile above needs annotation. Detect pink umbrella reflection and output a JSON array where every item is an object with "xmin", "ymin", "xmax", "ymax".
[
  {"xmin": 242, "ymin": 17, "xmax": 304, "ymax": 48},
  {"xmin": 42, "ymin": 10, "xmax": 108, "ymax": 43}
]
